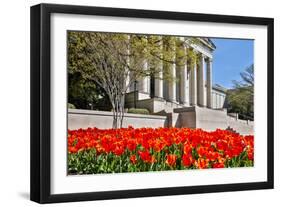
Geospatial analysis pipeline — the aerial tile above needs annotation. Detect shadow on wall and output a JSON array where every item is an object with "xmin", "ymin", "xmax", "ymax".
[{"xmin": 18, "ymin": 192, "xmax": 29, "ymax": 200}]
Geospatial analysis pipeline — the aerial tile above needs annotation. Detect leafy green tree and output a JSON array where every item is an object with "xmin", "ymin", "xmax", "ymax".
[
  {"xmin": 68, "ymin": 72, "xmax": 110, "ymax": 110},
  {"xmin": 227, "ymin": 64, "xmax": 254, "ymax": 120},
  {"xmin": 68, "ymin": 32, "xmax": 198, "ymax": 128}
]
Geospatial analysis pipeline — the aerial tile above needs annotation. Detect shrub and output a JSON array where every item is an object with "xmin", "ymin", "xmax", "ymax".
[
  {"xmin": 127, "ymin": 108, "xmax": 150, "ymax": 115},
  {"xmin": 68, "ymin": 103, "xmax": 76, "ymax": 109}
]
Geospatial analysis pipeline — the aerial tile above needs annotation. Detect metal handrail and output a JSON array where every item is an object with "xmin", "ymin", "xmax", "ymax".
[
  {"xmin": 227, "ymin": 112, "xmax": 254, "ymax": 121},
  {"xmin": 238, "ymin": 113, "xmax": 254, "ymax": 121}
]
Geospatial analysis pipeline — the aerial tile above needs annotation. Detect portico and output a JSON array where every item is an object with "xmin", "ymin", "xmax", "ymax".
[{"xmin": 125, "ymin": 37, "xmax": 222, "ymax": 113}]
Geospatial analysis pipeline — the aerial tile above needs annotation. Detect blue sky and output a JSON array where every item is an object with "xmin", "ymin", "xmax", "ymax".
[{"xmin": 210, "ymin": 38, "xmax": 254, "ymax": 89}]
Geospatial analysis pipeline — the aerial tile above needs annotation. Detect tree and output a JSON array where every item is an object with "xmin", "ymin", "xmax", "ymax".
[
  {"xmin": 68, "ymin": 32, "xmax": 197, "ymax": 128},
  {"xmin": 68, "ymin": 72, "xmax": 110, "ymax": 110},
  {"xmin": 227, "ymin": 64, "xmax": 254, "ymax": 120}
]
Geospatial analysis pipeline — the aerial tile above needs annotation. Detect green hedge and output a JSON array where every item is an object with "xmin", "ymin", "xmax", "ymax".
[
  {"xmin": 127, "ymin": 108, "xmax": 150, "ymax": 115},
  {"xmin": 68, "ymin": 103, "xmax": 76, "ymax": 109}
]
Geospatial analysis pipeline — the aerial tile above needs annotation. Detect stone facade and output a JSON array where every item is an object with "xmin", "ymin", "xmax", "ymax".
[
  {"xmin": 125, "ymin": 37, "xmax": 226, "ymax": 113},
  {"xmin": 122, "ymin": 37, "xmax": 253, "ymax": 135}
]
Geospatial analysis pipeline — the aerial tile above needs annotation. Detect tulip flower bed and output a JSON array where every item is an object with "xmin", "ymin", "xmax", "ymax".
[{"xmin": 68, "ymin": 127, "xmax": 254, "ymax": 174}]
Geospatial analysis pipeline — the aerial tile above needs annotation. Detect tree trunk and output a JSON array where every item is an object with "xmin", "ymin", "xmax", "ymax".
[{"xmin": 111, "ymin": 94, "xmax": 125, "ymax": 129}]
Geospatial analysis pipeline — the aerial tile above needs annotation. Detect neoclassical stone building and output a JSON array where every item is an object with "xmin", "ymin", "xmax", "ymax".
[{"xmin": 125, "ymin": 37, "xmax": 226, "ymax": 113}]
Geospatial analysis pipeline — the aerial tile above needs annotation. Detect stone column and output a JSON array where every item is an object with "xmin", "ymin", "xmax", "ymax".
[
  {"xmin": 216, "ymin": 93, "xmax": 219, "ymax": 109},
  {"xmin": 190, "ymin": 58, "xmax": 197, "ymax": 105},
  {"xmin": 197, "ymin": 54, "xmax": 205, "ymax": 106},
  {"xmin": 154, "ymin": 37, "xmax": 163, "ymax": 98},
  {"xmin": 168, "ymin": 39, "xmax": 177, "ymax": 102},
  {"xmin": 179, "ymin": 38, "xmax": 189, "ymax": 105},
  {"xmin": 206, "ymin": 58, "xmax": 213, "ymax": 108},
  {"xmin": 139, "ymin": 61, "xmax": 150, "ymax": 93},
  {"xmin": 139, "ymin": 36, "xmax": 150, "ymax": 94}
]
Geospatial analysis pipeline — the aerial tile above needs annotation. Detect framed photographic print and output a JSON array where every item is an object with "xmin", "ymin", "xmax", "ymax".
[{"xmin": 30, "ymin": 3, "xmax": 274, "ymax": 203}]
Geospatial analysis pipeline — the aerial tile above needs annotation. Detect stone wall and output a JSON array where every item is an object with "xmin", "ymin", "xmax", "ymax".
[
  {"xmin": 196, "ymin": 107, "xmax": 229, "ymax": 131},
  {"xmin": 174, "ymin": 106, "xmax": 254, "ymax": 135},
  {"xmin": 68, "ymin": 109, "xmax": 168, "ymax": 130},
  {"xmin": 226, "ymin": 116, "xmax": 254, "ymax": 135},
  {"xmin": 68, "ymin": 108, "xmax": 253, "ymax": 135}
]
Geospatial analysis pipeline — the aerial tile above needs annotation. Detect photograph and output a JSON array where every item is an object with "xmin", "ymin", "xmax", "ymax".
[
  {"xmin": 29, "ymin": 3, "xmax": 274, "ymax": 203},
  {"xmin": 67, "ymin": 32, "xmax": 254, "ymax": 175}
]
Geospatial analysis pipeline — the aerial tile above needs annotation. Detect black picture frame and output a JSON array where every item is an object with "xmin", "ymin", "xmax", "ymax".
[{"xmin": 30, "ymin": 3, "xmax": 274, "ymax": 204}]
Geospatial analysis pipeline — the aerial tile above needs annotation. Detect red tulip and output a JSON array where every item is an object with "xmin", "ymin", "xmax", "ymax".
[
  {"xmin": 130, "ymin": 155, "xmax": 137, "ymax": 164},
  {"xmin": 166, "ymin": 154, "xmax": 177, "ymax": 167}
]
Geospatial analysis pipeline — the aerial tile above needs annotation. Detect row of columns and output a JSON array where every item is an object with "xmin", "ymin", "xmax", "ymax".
[{"xmin": 136, "ymin": 37, "xmax": 213, "ymax": 108}]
